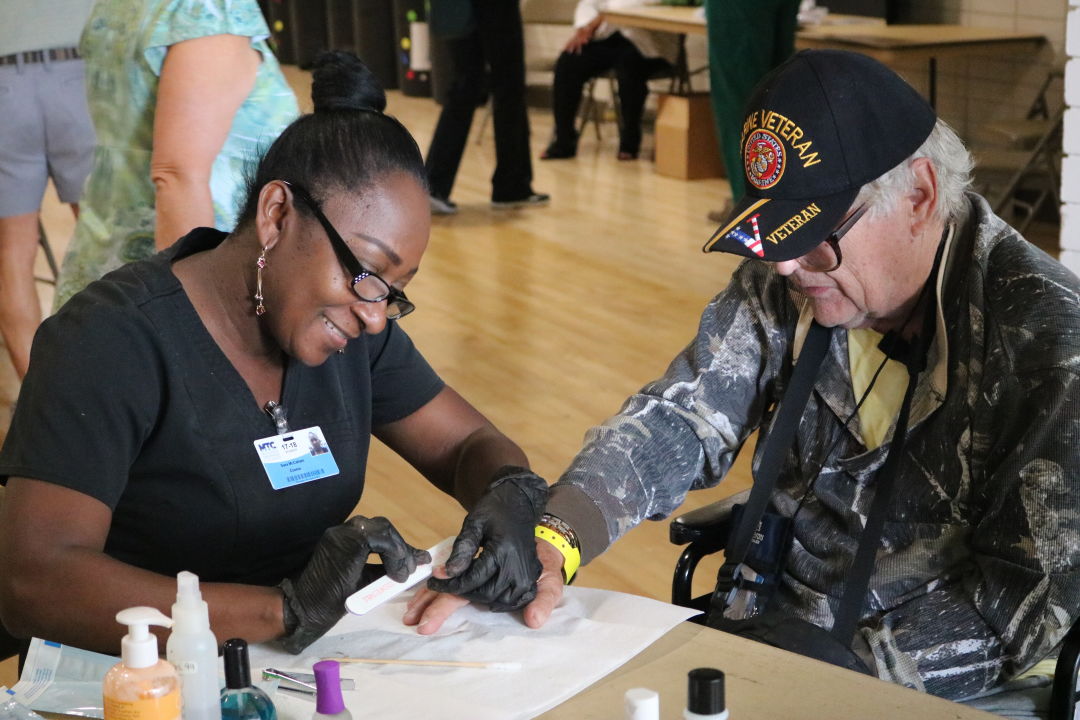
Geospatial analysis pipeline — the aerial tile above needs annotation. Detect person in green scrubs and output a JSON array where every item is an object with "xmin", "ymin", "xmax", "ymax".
[{"xmin": 704, "ymin": 0, "xmax": 800, "ymax": 218}]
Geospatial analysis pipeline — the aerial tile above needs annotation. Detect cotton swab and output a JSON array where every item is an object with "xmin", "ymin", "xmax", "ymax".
[{"xmin": 323, "ymin": 657, "xmax": 521, "ymax": 671}]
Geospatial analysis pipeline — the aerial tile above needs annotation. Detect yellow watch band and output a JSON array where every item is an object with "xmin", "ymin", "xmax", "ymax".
[{"xmin": 535, "ymin": 525, "xmax": 581, "ymax": 583}]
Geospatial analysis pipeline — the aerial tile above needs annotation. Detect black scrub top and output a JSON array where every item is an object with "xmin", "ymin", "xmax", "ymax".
[{"xmin": 0, "ymin": 228, "xmax": 444, "ymax": 585}]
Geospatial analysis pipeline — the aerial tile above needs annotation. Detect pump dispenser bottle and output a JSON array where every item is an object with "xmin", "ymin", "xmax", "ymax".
[
  {"xmin": 220, "ymin": 639, "xmax": 276, "ymax": 720},
  {"xmin": 102, "ymin": 607, "xmax": 181, "ymax": 720},
  {"xmin": 166, "ymin": 571, "xmax": 221, "ymax": 720},
  {"xmin": 312, "ymin": 661, "xmax": 351, "ymax": 720}
]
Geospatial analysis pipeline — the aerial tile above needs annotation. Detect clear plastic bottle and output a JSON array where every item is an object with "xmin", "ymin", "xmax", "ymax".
[
  {"xmin": 166, "ymin": 572, "xmax": 221, "ymax": 720},
  {"xmin": 312, "ymin": 661, "xmax": 351, "ymax": 720},
  {"xmin": 102, "ymin": 607, "xmax": 181, "ymax": 720},
  {"xmin": 219, "ymin": 639, "xmax": 276, "ymax": 720}
]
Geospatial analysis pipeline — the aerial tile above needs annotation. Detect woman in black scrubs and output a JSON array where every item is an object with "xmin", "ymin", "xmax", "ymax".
[{"xmin": 0, "ymin": 52, "xmax": 545, "ymax": 655}]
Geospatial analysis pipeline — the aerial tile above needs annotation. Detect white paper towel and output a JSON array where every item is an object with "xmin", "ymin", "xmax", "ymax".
[{"xmin": 248, "ymin": 586, "xmax": 698, "ymax": 720}]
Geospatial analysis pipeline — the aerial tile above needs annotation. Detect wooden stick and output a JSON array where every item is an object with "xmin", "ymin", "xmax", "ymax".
[{"xmin": 324, "ymin": 657, "xmax": 520, "ymax": 670}]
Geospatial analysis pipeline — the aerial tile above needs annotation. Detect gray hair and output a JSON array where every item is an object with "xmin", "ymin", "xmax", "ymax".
[{"xmin": 853, "ymin": 118, "xmax": 973, "ymax": 224}]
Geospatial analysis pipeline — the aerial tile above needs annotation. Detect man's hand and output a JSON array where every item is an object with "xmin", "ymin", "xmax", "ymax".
[
  {"xmin": 279, "ymin": 515, "xmax": 429, "ymax": 654},
  {"xmin": 564, "ymin": 17, "xmax": 602, "ymax": 54},
  {"xmin": 403, "ymin": 539, "xmax": 566, "ymax": 634},
  {"xmin": 426, "ymin": 467, "xmax": 548, "ymax": 611}
]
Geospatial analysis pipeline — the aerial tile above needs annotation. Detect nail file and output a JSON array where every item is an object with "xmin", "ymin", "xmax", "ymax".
[{"xmin": 345, "ymin": 536, "xmax": 456, "ymax": 615}]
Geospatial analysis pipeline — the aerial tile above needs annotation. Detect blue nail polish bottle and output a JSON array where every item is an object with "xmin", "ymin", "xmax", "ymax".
[{"xmin": 220, "ymin": 639, "xmax": 277, "ymax": 720}]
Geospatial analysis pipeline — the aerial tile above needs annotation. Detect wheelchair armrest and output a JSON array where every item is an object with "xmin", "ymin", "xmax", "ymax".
[{"xmin": 669, "ymin": 488, "xmax": 750, "ymax": 547}]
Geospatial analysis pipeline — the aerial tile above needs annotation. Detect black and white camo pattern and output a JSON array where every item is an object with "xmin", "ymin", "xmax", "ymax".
[{"xmin": 546, "ymin": 193, "xmax": 1080, "ymax": 701}]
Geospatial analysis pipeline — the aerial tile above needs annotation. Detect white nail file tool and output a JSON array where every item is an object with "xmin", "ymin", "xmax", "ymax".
[{"xmin": 345, "ymin": 536, "xmax": 456, "ymax": 615}]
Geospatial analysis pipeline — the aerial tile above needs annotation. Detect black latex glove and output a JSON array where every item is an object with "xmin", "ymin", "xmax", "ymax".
[
  {"xmin": 426, "ymin": 466, "xmax": 548, "ymax": 612},
  {"xmin": 279, "ymin": 515, "xmax": 430, "ymax": 654}
]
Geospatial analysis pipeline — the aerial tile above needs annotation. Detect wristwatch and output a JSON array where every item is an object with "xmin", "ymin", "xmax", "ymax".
[{"xmin": 535, "ymin": 513, "xmax": 581, "ymax": 583}]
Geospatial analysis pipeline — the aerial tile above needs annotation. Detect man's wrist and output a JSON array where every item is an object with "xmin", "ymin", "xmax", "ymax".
[{"xmin": 535, "ymin": 513, "xmax": 581, "ymax": 583}]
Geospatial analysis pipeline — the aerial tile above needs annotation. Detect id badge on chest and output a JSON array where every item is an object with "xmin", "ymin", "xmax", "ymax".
[{"xmin": 253, "ymin": 425, "xmax": 340, "ymax": 490}]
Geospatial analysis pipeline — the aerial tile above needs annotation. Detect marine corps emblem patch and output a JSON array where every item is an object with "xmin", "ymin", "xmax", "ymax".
[{"xmin": 744, "ymin": 129, "xmax": 785, "ymax": 190}]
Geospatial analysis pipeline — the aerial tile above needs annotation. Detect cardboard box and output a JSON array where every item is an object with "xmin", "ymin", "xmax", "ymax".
[{"xmin": 654, "ymin": 92, "xmax": 726, "ymax": 180}]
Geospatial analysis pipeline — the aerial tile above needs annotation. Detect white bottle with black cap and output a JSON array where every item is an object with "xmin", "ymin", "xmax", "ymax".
[{"xmin": 684, "ymin": 667, "xmax": 727, "ymax": 720}]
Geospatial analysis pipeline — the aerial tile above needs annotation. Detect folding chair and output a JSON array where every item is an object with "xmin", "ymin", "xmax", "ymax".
[
  {"xmin": 577, "ymin": 62, "xmax": 678, "ymax": 142},
  {"xmin": 972, "ymin": 69, "xmax": 1064, "ymax": 235}
]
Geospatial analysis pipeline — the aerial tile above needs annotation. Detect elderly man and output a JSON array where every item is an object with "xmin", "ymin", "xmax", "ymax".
[{"xmin": 409, "ymin": 50, "xmax": 1080, "ymax": 706}]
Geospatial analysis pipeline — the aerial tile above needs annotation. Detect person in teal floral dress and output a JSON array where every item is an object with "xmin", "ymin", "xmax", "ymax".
[{"xmin": 55, "ymin": 0, "xmax": 298, "ymax": 309}]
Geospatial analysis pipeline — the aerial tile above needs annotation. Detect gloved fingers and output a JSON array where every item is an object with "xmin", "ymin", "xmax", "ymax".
[
  {"xmin": 486, "ymin": 557, "xmax": 542, "ymax": 612},
  {"xmin": 377, "ymin": 543, "xmax": 430, "ymax": 583},
  {"xmin": 362, "ymin": 516, "xmax": 429, "ymax": 582},
  {"xmin": 413, "ymin": 546, "xmax": 433, "ymax": 567},
  {"xmin": 300, "ymin": 530, "xmax": 372, "ymax": 601},
  {"xmin": 323, "ymin": 516, "xmax": 377, "ymax": 557},
  {"xmin": 443, "ymin": 523, "xmax": 483, "ymax": 576},
  {"xmin": 488, "ymin": 582, "xmax": 538, "ymax": 613},
  {"xmin": 427, "ymin": 549, "xmax": 498, "ymax": 596}
]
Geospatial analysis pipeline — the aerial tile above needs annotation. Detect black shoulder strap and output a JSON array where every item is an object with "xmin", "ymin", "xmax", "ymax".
[
  {"xmin": 720, "ymin": 320, "xmax": 833, "ymax": 571},
  {"xmin": 829, "ymin": 359, "xmax": 918, "ymax": 643},
  {"xmin": 830, "ymin": 238, "xmax": 944, "ymax": 644}
]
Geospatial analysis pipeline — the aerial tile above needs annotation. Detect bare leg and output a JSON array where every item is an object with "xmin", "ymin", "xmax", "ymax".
[{"xmin": 0, "ymin": 211, "xmax": 46, "ymax": 379}]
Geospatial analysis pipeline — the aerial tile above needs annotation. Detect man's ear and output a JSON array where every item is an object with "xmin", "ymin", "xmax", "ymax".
[
  {"xmin": 254, "ymin": 180, "xmax": 291, "ymax": 253},
  {"xmin": 907, "ymin": 157, "xmax": 940, "ymax": 236}
]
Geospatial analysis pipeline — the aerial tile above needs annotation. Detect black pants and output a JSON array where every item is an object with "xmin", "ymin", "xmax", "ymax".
[
  {"xmin": 550, "ymin": 32, "xmax": 672, "ymax": 156},
  {"xmin": 425, "ymin": 0, "xmax": 533, "ymax": 202}
]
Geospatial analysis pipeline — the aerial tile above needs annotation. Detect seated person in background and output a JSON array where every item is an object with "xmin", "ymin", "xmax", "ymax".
[
  {"xmin": 409, "ymin": 50, "xmax": 1080, "ymax": 708},
  {"xmin": 0, "ymin": 53, "xmax": 546, "ymax": 656},
  {"xmin": 540, "ymin": 0, "xmax": 677, "ymax": 161}
]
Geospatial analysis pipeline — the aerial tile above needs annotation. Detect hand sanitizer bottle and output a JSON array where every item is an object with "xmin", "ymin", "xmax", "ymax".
[
  {"xmin": 220, "ymin": 639, "xmax": 276, "ymax": 720},
  {"xmin": 166, "ymin": 571, "xmax": 221, "ymax": 720},
  {"xmin": 103, "ymin": 607, "xmax": 180, "ymax": 720},
  {"xmin": 312, "ymin": 661, "xmax": 352, "ymax": 720}
]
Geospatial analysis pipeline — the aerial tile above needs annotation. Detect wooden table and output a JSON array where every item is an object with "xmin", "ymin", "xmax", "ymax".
[
  {"xmin": 602, "ymin": 5, "xmax": 707, "ymax": 37},
  {"xmin": 599, "ymin": 6, "xmax": 1045, "ymax": 108},
  {"xmin": 795, "ymin": 23, "xmax": 1045, "ymax": 107},
  {"xmin": 0, "ymin": 625, "xmax": 998, "ymax": 719},
  {"xmin": 539, "ymin": 622, "xmax": 994, "ymax": 719}
]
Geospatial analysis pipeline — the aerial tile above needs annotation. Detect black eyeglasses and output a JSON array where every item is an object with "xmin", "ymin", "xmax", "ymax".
[
  {"xmin": 795, "ymin": 205, "xmax": 868, "ymax": 273},
  {"xmin": 281, "ymin": 180, "xmax": 415, "ymax": 320}
]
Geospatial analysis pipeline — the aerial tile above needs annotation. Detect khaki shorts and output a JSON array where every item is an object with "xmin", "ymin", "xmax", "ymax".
[{"xmin": 0, "ymin": 54, "xmax": 95, "ymax": 218}]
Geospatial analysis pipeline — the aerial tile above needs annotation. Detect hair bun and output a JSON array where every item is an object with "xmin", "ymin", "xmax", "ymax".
[{"xmin": 311, "ymin": 50, "xmax": 387, "ymax": 113}]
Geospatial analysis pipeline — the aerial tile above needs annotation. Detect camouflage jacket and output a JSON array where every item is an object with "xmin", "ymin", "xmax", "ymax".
[{"xmin": 545, "ymin": 193, "xmax": 1080, "ymax": 700}]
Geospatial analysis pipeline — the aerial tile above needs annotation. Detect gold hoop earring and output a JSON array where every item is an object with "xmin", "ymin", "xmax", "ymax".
[{"xmin": 255, "ymin": 248, "xmax": 268, "ymax": 316}]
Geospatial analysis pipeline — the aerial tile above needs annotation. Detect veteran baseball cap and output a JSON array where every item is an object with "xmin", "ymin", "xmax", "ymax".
[{"xmin": 704, "ymin": 50, "xmax": 937, "ymax": 261}]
